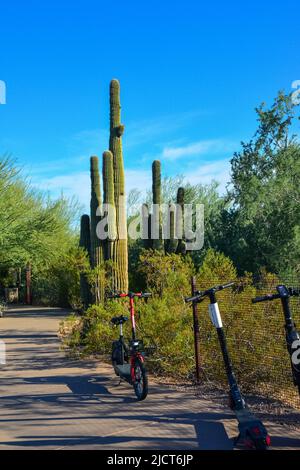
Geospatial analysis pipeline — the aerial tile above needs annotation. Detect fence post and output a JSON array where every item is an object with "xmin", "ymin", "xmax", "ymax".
[
  {"xmin": 191, "ymin": 276, "xmax": 201, "ymax": 383},
  {"xmin": 25, "ymin": 263, "xmax": 32, "ymax": 305}
]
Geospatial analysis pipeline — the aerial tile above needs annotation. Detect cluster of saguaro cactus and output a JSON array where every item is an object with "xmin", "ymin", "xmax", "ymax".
[
  {"xmin": 79, "ymin": 79, "xmax": 128, "ymax": 307},
  {"xmin": 144, "ymin": 160, "xmax": 186, "ymax": 255}
]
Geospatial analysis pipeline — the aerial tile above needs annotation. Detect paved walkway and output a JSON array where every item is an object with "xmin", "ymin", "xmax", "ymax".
[{"xmin": 0, "ymin": 305, "xmax": 299, "ymax": 450}]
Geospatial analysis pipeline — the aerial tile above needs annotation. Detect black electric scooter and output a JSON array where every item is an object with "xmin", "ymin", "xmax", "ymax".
[
  {"xmin": 186, "ymin": 282, "xmax": 271, "ymax": 450},
  {"xmin": 252, "ymin": 284, "xmax": 300, "ymax": 395}
]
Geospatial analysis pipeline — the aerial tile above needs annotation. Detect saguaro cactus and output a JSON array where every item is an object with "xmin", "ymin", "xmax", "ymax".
[
  {"xmin": 176, "ymin": 187, "xmax": 186, "ymax": 254},
  {"xmin": 79, "ymin": 214, "xmax": 91, "ymax": 309},
  {"xmin": 90, "ymin": 156, "xmax": 104, "ymax": 303},
  {"xmin": 90, "ymin": 156, "xmax": 103, "ymax": 266},
  {"xmin": 165, "ymin": 203, "xmax": 178, "ymax": 253},
  {"xmin": 102, "ymin": 150, "xmax": 117, "ymax": 261},
  {"xmin": 152, "ymin": 160, "xmax": 164, "ymax": 251},
  {"xmin": 109, "ymin": 79, "xmax": 128, "ymax": 292},
  {"xmin": 141, "ymin": 203, "xmax": 151, "ymax": 249}
]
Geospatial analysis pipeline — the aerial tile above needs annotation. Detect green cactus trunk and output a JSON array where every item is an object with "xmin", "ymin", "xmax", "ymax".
[
  {"xmin": 152, "ymin": 160, "xmax": 164, "ymax": 252},
  {"xmin": 142, "ymin": 203, "xmax": 152, "ymax": 249},
  {"xmin": 102, "ymin": 150, "xmax": 117, "ymax": 261},
  {"xmin": 90, "ymin": 156, "xmax": 104, "ymax": 303},
  {"xmin": 79, "ymin": 214, "xmax": 91, "ymax": 309},
  {"xmin": 109, "ymin": 79, "xmax": 128, "ymax": 292},
  {"xmin": 165, "ymin": 203, "xmax": 178, "ymax": 253},
  {"xmin": 176, "ymin": 187, "xmax": 186, "ymax": 255}
]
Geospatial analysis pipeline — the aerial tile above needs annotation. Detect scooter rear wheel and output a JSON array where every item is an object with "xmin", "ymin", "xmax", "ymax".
[{"xmin": 132, "ymin": 357, "xmax": 148, "ymax": 401}]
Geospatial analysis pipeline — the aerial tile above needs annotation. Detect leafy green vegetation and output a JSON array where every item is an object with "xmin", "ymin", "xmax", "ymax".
[
  {"xmin": 216, "ymin": 92, "xmax": 300, "ymax": 278},
  {"xmin": 0, "ymin": 156, "xmax": 82, "ymax": 306}
]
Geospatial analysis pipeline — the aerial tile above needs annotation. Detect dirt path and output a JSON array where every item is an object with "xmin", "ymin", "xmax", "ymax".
[{"xmin": 0, "ymin": 305, "xmax": 299, "ymax": 450}]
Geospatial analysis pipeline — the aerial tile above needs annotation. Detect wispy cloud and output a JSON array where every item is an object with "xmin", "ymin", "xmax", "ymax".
[
  {"xmin": 24, "ymin": 155, "xmax": 88, "ymax": 177},
  {"xmin": 33, "ymin": 171, "xmax": 90, "ymax": 208},
  {"xmin": 185, "ymin": 159, "xmax": 231, "ymax": 193},
  {"xmin": 33, "ymin": 168, "xmax": 151, "ymax": 210},
  {"xmin": 162, "ymin": 139, "xmax": 237, "ymax": 161},
  {"xmin": 31, "ymin": 156, "xmax": 232, "ymax": 212},
  {"xmin": 124, "ymin": 110, "xmax": 210, "ymax": 149},
  {"xmin": 68, "ymin": 128, "xmax": 109, "ymax": 152},
  {"xmin": 27, "ymin": 110, "xmax": 237, "ymax": 208}
]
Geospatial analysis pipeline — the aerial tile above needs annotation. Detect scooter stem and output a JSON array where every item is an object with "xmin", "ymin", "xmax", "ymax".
[{"xmin": 130, "ymin": 296, "xmax": 136, "ymax": 340}]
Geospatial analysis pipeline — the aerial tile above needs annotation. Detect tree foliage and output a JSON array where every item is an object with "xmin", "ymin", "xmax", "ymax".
[
  {"xmin": 217, "ymin": 92, "xmax": 300, "ymax": 277},
  {"xmin": 0, "ymin": 156, "xmax": 82, "ymax": 305}
]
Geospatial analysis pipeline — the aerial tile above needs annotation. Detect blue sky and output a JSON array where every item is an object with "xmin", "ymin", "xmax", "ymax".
[{"xmin": 0, "ymin": 0, "xmax": 299, "ymax": 210}]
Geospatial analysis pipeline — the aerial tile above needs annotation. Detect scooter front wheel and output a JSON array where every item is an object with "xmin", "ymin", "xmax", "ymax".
[{"xmin": 132, "ymin": 357, "xmax": 148, "ymax": 401}]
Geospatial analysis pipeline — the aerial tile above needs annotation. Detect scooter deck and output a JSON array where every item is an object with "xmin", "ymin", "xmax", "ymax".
[
  {"xmin": 115, "ymin": 363, "xmax": 132, "ymax": 382},
  {"xmin": 233, "ymin": 406, "xmax": 269, "ymax": 449},
  {"xmin": 235, "ymin": 406, "xmax": 258, "ymax": 423}
]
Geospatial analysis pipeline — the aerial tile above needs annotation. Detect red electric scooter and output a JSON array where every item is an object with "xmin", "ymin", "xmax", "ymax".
[{"xmin": 108, "ymin": 291, "xmax": 151, "ymax": 401}]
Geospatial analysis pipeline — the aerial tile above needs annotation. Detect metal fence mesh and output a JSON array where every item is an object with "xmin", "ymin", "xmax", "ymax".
[{"xmin": 194, "ymin": 279, "xmax": 300, "ymax": 411}]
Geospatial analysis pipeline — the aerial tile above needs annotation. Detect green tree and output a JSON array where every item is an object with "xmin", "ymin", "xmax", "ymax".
[
  {"xmin": 218, "ymin": 92, "xmax": 300, "ymax": 277},
  {"xmin": 0, "ymin": 156, "xmax": 81, "ymax": 305}
]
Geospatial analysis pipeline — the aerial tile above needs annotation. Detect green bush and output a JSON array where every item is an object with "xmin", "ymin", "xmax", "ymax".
[{"xmin": 32, "ymin": 246, "xmax": 89, "ymax": 308}]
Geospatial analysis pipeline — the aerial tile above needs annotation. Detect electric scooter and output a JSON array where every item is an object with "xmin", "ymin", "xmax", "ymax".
[
  {"xmin": 185, "ymin": 282, "xmax": 271, "ymax": 450},
  {"xmin": 108, "ymin": 291, "xmax": 151, "ymax": 401},
  {"xmin": 252, "ymin": 285, "xmax": 300, "ymax": 395}
]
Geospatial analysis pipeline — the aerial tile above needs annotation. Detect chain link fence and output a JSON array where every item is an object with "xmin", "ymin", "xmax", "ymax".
[{"xmin": 194, "ymin": 278, "xmax": 300, "ymax": 411}]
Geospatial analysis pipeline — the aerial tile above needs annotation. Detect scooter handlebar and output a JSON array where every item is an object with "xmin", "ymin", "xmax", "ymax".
[
  {"xmin": 185, "ymin": 294, "xmax": 201, "ymax": 303},
  {"xmin": 252, "ymin": 293, "xmax": 280, "ymax": 303},
  {"xmin": 141, "ymin": 292, "xmax": 152, "ymax": 298},
  {"xmin": 107, "ymin": 292, "xmax": 152, "ymax": 299},
  {"xmin": 252, "ymin": 286, "xmax": 300, "ymax": 303},
  {"xmin": 216, "ymin": 281, "xmax": 235, "ymax": 291},
  {"xmin": 185, "ymin": 282, "xmax": 235, "ymax": 303}
]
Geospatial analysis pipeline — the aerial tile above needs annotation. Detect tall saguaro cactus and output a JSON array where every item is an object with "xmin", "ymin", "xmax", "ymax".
[
  {"xmin": 102, "ymin": 150, "xmax": 117, "ymax": 261},
  {"xmin": 90, "ymin": 156, "xmax": 103, "ymax": 267},
  {"xmin": 165, "ymin": 203, "xmax": 178, "ymax": 253},
  {"xmin": 109, "ymin": 79, "xmax": 128, "ymax": 292},
  {"xmin": 79, "ymin": 214, "xmax": 91, "ymax": 309},
  {"xmin": 142, "ymin": 203, "xmax": 151, "ymax": 249},
  {"xmin": 176, "ymin": 187, "xmax": 186, "ymax": 255},
  {"xmin": 90, "ymin": 156, "xmax": 104, "ymax": 303},
  {"xmin": 152, "ymin": 160, "xmax": 164, "ymax": 251}
]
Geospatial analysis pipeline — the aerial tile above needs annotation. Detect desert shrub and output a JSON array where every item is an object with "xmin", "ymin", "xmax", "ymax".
[
  {"xmin": 137, "ymin": 296, "xmax": 194, "ymax": 377},
  {"xmin": 58, "ymin": 313, "xmax": 82, "ymax": 352},
  {"xmin": 138, "ymin": 249, "xmax": 194, "ymax": 298},
  {"xmin": 32, "ymin": 246, "xmax": 88, "ymax": 308},
  {"xmin": 59, "ymin": 299, "xmax": 129, "ymax": 356}
]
